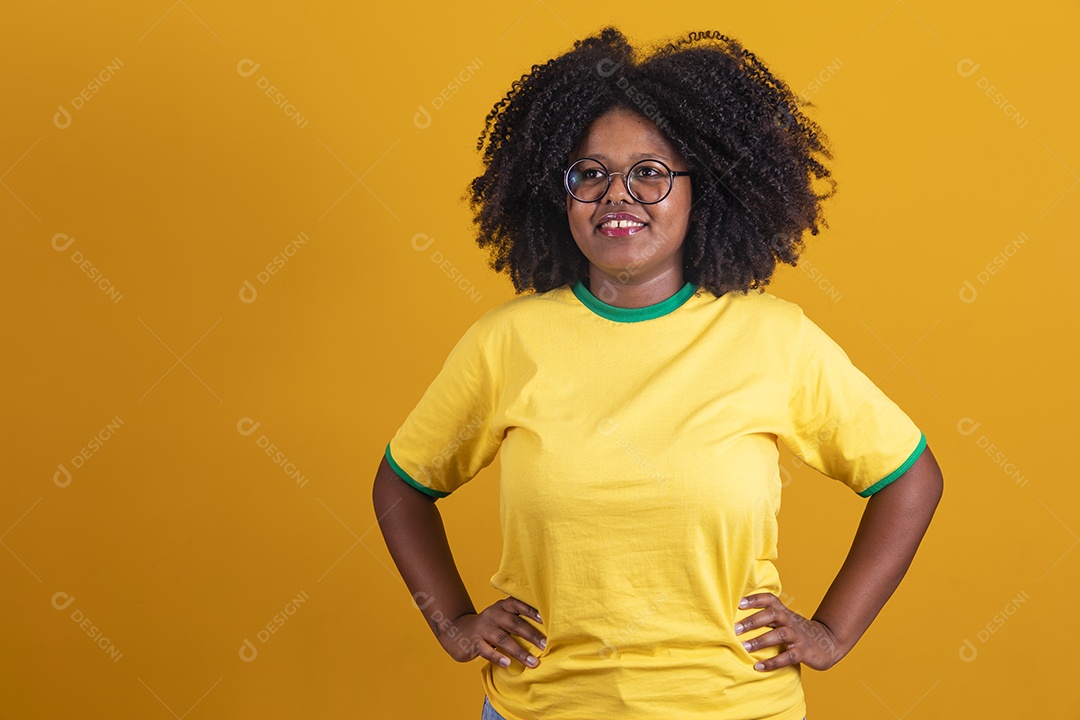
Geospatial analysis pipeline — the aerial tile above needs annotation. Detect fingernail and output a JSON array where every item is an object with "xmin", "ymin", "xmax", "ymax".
[
  {"xmin": 754, "ymin": 662, "xmax": 765, "ymax": 671},
  {"xmin": 536, "ymin": 614, "xmax": 543, "ymax": 623},
  {"xmin": 738, "ymin": 597, "xmax": 749, "ymax": 608},
  {"xmin": 499, "ymin": 657, "xmax": 510, "ymax": 667},
  {"xmin": 539, "ymin": 639, "xmax": 547, "ymax": 650},
  {"xmin": 526, "ymin": 655, "xmax": 538, "ymax": 667},
  {"xmin": 734, "ymin": 623, "xmax": 744, "ymax": 634},
  {"xmin": 742, "ymin": 641, "xmax": 752, "ymax": 651}
]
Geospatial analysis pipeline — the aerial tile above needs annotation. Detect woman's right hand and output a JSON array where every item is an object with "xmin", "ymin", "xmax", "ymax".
[{"xmin": 443, "ymin": 597, "xmax": 546, "ymax": 669}]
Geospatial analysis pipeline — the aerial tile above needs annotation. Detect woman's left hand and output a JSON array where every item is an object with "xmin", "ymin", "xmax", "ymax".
[{"xmin": 734, "ymin": 593, "xmax": 847, "ymax": 672}]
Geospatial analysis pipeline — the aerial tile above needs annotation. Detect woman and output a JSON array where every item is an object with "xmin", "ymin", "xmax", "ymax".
[{"xmin": 372, "ymin": 27, "xmax": 943, "ymax": 720}]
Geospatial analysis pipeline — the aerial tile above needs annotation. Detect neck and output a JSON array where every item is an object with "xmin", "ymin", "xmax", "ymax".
[{"xmin": 585, "ymin": 267, "xmax": 686, "ymax": 308}]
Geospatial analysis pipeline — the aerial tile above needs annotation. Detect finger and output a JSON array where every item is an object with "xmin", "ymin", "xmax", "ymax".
[
  {"xmin": 506, "ymin": 596, "xmax": 543, "ymax": 624},
  {"xmin": 752, "ymin": 646, "xmax": 801, "ymax": 672},
  {"xmin": 472, "ymin": 637, "xmax": 513, "ymax": 668},
  {"xmin": 738, "ymin": 593, "xmax": 778, "ymax": 609},
  {"xmin": 734, "ymin": 606, "xmax": 779, "ymax": 635},
  {"xmin": 739, "ymin": 625, "xmax": 795, "ymax": 653},
  {"xmin": 489, "ymin": 627, "xmax": 540, "ymax": 668},
  {"xmin": 508, "ymin": 613, "xmax": 548, "ymax": 652}
]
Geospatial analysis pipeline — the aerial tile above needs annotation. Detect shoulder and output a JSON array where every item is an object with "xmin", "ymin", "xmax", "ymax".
[
  {"xmin": 727, "ymin": 288, "xmax": 803, "ymax": 314},
  {"xmin": 463, "ymin": 284, "xmax": 576, "ymax": 342},
  {"xmin": 695, "ymin": 286, "xmax": 807, "ymax": 330},
  {"xmin": 473, "ymin": 284, "xmax": 574, "ymax": 325}
]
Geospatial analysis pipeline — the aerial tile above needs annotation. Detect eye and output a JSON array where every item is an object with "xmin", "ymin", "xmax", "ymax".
[{"xmin": 631, "ymin": 162, "xmax": 666, "ymax": 179}]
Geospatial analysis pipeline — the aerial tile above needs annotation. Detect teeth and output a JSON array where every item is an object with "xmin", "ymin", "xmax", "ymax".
[{"xmin": 600, "ymin": 219, "xmax": 645, "ymax": 228}]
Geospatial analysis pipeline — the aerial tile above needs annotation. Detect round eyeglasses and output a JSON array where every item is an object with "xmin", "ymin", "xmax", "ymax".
[{"xmin": 564, "ymin": 157, "xmax": 691, "ymax": 204}]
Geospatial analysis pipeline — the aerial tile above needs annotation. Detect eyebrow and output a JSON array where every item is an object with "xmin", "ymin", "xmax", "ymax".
[{"xmin": 583, "ymin": 151, "xmax": 673, "ymax": 162}]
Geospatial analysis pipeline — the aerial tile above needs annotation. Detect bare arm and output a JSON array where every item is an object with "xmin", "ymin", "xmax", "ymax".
[
  {"xmin": 371, "ymin": 454, "xmax": 547, "ymax": 668},
  {"xmin": 737, "ymin": 444, "xmax": 944, "ymax": 670},
  {"xmin": 811, "ymin": 444, "xmax": 944, "ymax": 657},
  {"xmin": 371, "ymin": 454, "xmax": 476, "ymax": 643}
]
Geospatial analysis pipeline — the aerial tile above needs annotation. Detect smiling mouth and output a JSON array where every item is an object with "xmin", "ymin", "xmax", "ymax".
[{"xmin": 597, "ymin": 219, "xmax": 647, "ymax": 237}]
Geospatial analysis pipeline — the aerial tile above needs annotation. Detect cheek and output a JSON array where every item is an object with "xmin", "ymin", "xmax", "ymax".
[
  {"xmin": 653, "ymin": 202, "xmax": 690, "ymax": 236},
  {"xmin": 566, "ymin": 203, "xmax": 593, "ymax": 236},
  {"xmin": 660, "ymin": 194, "xmax": 693, "ymax": 235}
]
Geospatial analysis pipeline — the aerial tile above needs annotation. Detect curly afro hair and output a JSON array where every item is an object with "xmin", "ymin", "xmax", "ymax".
[{"xmin": 466, "ymin": 27, "xmax": 836, "ymax": 297}]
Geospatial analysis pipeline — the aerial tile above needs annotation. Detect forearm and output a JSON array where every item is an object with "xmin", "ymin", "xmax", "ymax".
[
  {"xmin": 811, "ymin": 445, "xmax": 944, "ymax": 658},
  {"xmin": 371, "ymin": 455, "xmax": 476, "ymax": 650}
]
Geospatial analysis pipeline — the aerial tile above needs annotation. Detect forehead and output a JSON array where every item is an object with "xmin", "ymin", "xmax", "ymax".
[{"xmin": 572, "ymin": 108, "xmax": 680, "ymax": 162}]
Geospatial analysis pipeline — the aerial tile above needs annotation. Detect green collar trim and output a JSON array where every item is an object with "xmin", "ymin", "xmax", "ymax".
[{"xmin": 571, "ymin": 279, "xmax": 698, "ymax": 323}]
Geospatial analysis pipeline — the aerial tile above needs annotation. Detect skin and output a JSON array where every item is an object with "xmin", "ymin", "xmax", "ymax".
[
  {"xmin": 372, "ymin": 107, "xmax": 945, "ymax": 675},
  {"xmin": 565, "ymin": 107, "xmax": 693, "ymax": 309},
  {"xmin": 736, "ymin": 446, "xmax": 943, "ymax": 671},
  {"xmin": 371, "ymin": 455, "xmax": 546, "ymax": 670}
]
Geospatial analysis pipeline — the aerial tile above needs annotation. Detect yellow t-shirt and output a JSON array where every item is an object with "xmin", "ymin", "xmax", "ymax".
[{"xmin": 385, "ymin": 279, "xmax": 926, "ymax": 720}]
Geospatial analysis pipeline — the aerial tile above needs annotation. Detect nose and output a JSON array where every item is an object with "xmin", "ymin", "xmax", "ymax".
[{"xmin": 603, "ymin": 171, "xmax": 634, "ymax": 204}]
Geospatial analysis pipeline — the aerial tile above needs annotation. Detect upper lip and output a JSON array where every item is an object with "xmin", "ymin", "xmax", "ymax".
[{"xmin": 596, "ymin": 212, "xmax": 647, "ymax": 227}]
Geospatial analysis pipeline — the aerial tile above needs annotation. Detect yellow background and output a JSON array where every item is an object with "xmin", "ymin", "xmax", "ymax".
[{"xmin": 2, "ymin": 1, "xmax": 1076, "ymax": 717}]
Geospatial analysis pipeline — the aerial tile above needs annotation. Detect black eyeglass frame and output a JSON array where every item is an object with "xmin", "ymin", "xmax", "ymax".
[{"xmin": 563, "ymin": 157, "xmax": 692, "ymax": 205}]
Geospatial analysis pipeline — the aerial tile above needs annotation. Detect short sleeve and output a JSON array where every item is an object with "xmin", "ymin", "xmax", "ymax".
[
  {"xmin": 778, "ymin": 309, "xmax": 927, "ymax": 497},
  {"xmin": 384, "ymin": 317, "xmax": 502, "ymax": 499}
]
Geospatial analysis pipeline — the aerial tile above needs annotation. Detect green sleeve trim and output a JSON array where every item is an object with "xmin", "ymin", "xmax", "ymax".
[
  {"xmin": 384, "ymin": 442, "xmax": 450, "ymax": 499},
  {"xmin": 858, "ymin": 432, "xmax": 927, "ymax": 498}
]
